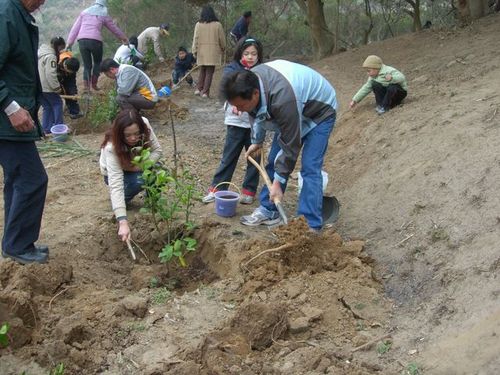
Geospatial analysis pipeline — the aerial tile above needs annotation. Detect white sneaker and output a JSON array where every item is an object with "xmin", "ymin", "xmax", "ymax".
[
  {"xmin": 194, "ymin": 89, "xmax": 201, "ymax": 96},
  {"xmin": 202, "ymin": 191, "xmax": 215, "ymax": 204},
  {"xmin": 201, "ymin": 93, "xmax": 208, "ymax": 98},
  {"xmin": 240, "ymin": 194, "xmax": 255, "ymax": 205}
]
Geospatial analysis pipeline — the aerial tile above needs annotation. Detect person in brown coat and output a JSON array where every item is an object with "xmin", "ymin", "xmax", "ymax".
[{"xmin": 191, "ymin": 5, "xmax": 225, "ymax": 98}]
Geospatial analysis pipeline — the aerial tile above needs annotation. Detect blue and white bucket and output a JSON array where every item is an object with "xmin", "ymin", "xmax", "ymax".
[{"xmin": 50, "ymin": 124, "xmax": 69, "ymax": 142}]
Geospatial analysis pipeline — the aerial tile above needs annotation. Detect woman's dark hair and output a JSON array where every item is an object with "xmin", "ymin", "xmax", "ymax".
[
  {"xmin": 233, "ymin": 36, "xmax": 263, "ymax": 65},
  {"xmin": 50, "ymin": 36, "xmax": 66, "ymax": 55},
  {"xmin": 243, "ymin": 11, "xmax": 252, "ymax": 18},
  {"xmin": 100, "ymin": 58, "xmax": 120, "ymax": 72},
  {"xmin": 64, "ymin": 57, "xmax": 80, "ymax": 73},
  {"xmin": 101, "ymin": 109, "xmax": 151, "ymax": 169},
  {"xmin": 222, "ymin": 70, "xmax": 259, "ymax": 101},
  {"xmin": 200, "ymin": 5, "xmax": 218, "ymax": 23}
]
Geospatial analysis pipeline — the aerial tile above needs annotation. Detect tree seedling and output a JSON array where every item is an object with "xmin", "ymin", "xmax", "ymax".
[
  {"xmin": 49, "ymin": 363, "xmax": 65, "ymax": 375},
  {"xmin": 133, "ymin": 148, "xmax": 199, "ymax": 267},
  {"xmin": 376, "ymin": 339, "xmax": 392, "ymax": 355},
  {"xmin": 0, "ymin": 322, "xmax": 9, "ymax": 347},
  {"xmin": 402, "ymin": 362, "xmax": 422, "ymax": 375},
  {"xmin": 152, "ymin": 287, "xmax": 171, "ymax": 305}
]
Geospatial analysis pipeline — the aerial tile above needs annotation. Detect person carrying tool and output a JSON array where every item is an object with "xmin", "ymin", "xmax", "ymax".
[
  {"xmin": 58, "ymin": 49, "xmax": 83, "ymax": 119},
  {"xmin": 137, "ymin": 23, "xmax": 170, "ymax": 63},
  {"xmin": 171, "ymin": 46, "xmax": 196, "ymax": 89},
  {"xmin": 100, "ymin": 58, "xmax": 158, "ymax": 111},
  {"xmin": 222, "ymin": 60, "xmax": 338, "ymax": 231},
  {"xmin": 100, "ymin": 109, "xmax": 162, "ymax": 242}
]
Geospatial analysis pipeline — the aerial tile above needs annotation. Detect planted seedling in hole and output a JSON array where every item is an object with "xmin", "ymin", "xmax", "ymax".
[
  {"xmin": 403, "ymin": 362, "xmax": 422, "ymax": 375},
  {"xmin": 0, "ymin": 322, "xmax": 9, "ymax": 347},
  {"xmin": 152, "ymin": 287, "xmax": 171, "ymax": 305},
  {"xmin": 88, "ymin": 88, "xmax": 119, "ymax": 127},
  {"xmin": 376, "ymin": 339, "xmax": 392, "ymax": 354},
  {"xmin": 50, "ymin": 363, "xmax": 65, "ymax": 375},
  {"xmin": 133, "ymin": 148, "xmax": 200, "ymax": 267},
  {"xmin": 149, "ymin": 276, "xmax": 160, "ymax": 288}
]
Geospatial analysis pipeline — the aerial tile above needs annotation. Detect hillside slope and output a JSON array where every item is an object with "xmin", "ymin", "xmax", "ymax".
[{"xmin": 316, "ymin": 13, "xmax": 500, "ymax": 373}]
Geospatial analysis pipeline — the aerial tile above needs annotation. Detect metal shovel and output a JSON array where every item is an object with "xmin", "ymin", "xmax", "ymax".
[
  {"xmin": 322, "ymin": 195, "xmax": 340, "ymax": 224},
  {"xmin": 247, "ymin": 155, "xmax": 288, "ymax": 225}
]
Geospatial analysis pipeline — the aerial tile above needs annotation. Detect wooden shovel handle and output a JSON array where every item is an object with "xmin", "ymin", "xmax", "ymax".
[
  {"xmin": 247, "ymin": 155, "xmax": 272, "ymax": 190},
  {"xmin": 247, "ymin": 155, "xmax": 283, "ymax": 205}
]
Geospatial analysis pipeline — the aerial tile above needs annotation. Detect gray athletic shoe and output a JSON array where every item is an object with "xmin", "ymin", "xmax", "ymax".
[{"xmin": 240, "ymin": 207, "xmax": 280, "ymax": 226}]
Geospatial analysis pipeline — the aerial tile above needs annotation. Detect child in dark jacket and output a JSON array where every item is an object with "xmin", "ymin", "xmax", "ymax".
[
  {"xmin": 58, "ymin": 50, "xmax": 83, "ymax": 119},
  {"xmin": 172, "ymin": 47, "xmax": 196, "ymax": 88}
]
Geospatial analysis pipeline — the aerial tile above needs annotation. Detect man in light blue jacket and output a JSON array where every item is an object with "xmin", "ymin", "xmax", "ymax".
[{"xmin": 222, "ymin": 60, "xmax": 337, "ymax": 231}]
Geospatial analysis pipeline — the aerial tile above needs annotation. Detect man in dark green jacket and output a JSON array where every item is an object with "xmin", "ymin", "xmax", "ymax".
[{"xmin": 0, "ymin": 0, "xmax": 49, "ymax": 264}]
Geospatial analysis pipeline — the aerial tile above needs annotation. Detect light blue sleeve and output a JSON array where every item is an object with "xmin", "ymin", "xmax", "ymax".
[{"xmin": 251, "ymin": 117, "xmax": 266, "ymax": 145}]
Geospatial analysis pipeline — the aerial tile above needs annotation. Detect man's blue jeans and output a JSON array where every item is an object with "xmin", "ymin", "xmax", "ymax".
[
  {"xmin": 0, "ymin": 141, "xmax": 48, "ymax": 256},
  {"xmin": 259, "ymin": 115, "xmax": 336, "ymax": 229}
]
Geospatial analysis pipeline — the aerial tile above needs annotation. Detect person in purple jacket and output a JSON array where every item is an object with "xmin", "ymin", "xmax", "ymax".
[{"xmin": 66, "ymin": 0, "xmax": 127, "ymax": 91}]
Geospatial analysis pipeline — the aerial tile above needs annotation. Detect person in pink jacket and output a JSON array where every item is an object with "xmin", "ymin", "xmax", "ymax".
[{"xmin": 66, "ymin": 0, "xmax": 127, "ymax": 91}]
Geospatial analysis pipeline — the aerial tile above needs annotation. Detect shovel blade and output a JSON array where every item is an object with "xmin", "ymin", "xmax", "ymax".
[{"xmin": 322, "ymin": 196, "xmax": 340, "ymax": 224}]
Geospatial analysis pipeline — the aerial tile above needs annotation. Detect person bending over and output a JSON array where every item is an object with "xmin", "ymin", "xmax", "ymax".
[
  {"xmin": 100, "ymin": 109, "xmax": 162, "ymax": 241},
  {"xmin": 222, "ymin": 60, "xmax": 338, "ymax": 231},
  {"xmin": 100, "ymin": 58, "xmax": 158, "ymax": 111}
]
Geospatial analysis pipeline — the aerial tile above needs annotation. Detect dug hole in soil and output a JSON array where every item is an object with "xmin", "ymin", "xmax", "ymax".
[{"xmin": 0, "ymin": 209, "xmax": 391, "ymax": 374}]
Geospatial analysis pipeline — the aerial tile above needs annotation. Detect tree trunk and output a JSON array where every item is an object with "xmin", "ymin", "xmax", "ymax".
[
  {"xmin": 404, "ymin": 0, "xmax": 422, "ymax": 31},
  {"xmin": 296, "ymin": 0, "xmax": 335, "ymax": 59},
  {"xmin": 456, "ymin": 0, "xmax": 490, "ymax": 22},
  {"xmin": 363, "ymin": 0, "xmax": 374, "ymax": 44}
]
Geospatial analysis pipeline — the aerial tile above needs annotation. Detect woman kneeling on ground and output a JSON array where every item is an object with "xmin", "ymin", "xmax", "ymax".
[{"xmin": 100, "ymin": 109, "xmax": 162, "ymax": 242}]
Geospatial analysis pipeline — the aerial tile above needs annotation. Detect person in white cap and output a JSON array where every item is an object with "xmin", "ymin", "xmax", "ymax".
[
  {"xmin": 137, "ymin": 23, "xmax": 170, "ymax": 63},
  {"xmin": 349, "ymin": 55, "xmax": 407, "ymax": 115},
  {"xmin": 66, "ymin": 0, "xmax": 128, "ymax": 91}
]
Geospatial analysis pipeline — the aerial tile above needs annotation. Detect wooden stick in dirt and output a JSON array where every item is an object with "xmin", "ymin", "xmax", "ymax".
[
  {"xmin": 175, "ymin": 64, "xmax": 200, "ymax": 86},
  {"xmin": 168, "ymin": 102, "xmax": 179, "ymax": 177},
  {"xmin": 243, "ymin": 242, "xmax": 294, "ymax": 267},
  {"xmin": 60, "ymin": 94, "xmax": 81, "ymax": 100},
  {"xmin": 131, "ymin": 238, "xmax": 151, "ymax": 263},
  {"xmin": 126, "ymin": 239, "xmax": 137, "ymax": 261},
  {"xmin": 351, "ymin": 333, "xmax": 392, "ymax": 353}
]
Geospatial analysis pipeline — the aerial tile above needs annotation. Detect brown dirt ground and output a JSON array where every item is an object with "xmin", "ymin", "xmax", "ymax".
[{"xmin": 1, "ymin": 13, "xmax": 500, "ymax": 374}]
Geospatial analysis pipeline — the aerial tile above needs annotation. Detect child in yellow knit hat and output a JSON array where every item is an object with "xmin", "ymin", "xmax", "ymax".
[{"xmin": 349, "ymin": 55, "xmax": 407, "ymax": 115}]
